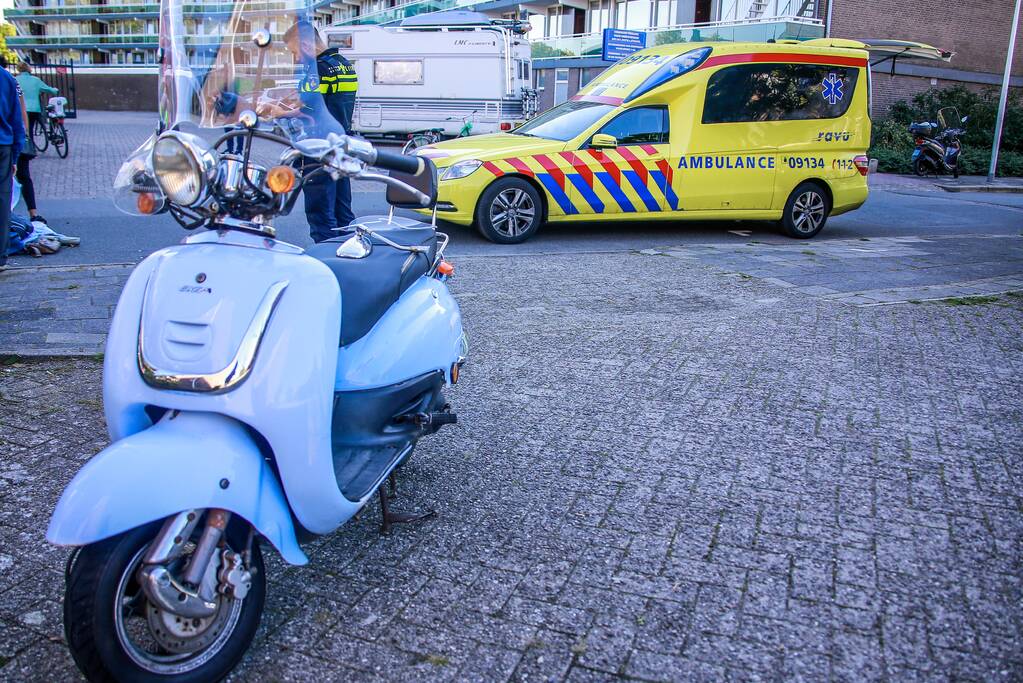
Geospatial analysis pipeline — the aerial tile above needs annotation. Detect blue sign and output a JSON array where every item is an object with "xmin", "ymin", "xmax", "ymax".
[{"xmin": 602, "ymin": 28, "xmax": 647, "ymax": 62}]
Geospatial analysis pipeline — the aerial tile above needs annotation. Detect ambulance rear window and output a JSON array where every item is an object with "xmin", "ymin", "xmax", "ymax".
[{"xmin": 702, "ymin": 63, "xmax": 859, "ymax": 124}]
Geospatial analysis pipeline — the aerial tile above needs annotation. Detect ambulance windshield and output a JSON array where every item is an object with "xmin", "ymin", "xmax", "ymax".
[
  {"xmin": 157, "ymin": 0, "xmax": 346, "ymax": 142},
  {"xmin": 513, "ymin": 101, "xmax": 614, "ymax": 141}
]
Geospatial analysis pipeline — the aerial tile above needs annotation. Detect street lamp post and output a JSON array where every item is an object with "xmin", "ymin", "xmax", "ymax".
[{"xmin": 989, "ymin": 0, "xmax": 1022, "ymax": 183}]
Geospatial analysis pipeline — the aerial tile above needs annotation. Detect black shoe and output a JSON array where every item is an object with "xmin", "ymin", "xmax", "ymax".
[{"xmin": 31, "ymin": 215, "xmax": 47, "ymax": 224}]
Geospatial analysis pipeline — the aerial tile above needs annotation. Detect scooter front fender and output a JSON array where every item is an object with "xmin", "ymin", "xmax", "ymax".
[{"xmin": 46, "ymin": 411, "xmax": 308, "ymax": 565}]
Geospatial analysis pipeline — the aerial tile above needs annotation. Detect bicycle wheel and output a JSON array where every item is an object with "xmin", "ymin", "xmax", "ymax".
[
  {"xmin": 32, "ymin": 119, "xmax": 49, "ymax": 153},
  {"xmin": 53, "ymin": 123, "xmax": 69, "ymax": 159},
  {"xmin": 401, "ymin": 133, "xmax": 434, "ymax": 154}
]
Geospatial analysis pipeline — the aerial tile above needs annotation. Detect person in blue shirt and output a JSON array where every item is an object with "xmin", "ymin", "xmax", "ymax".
[{"xmin": 0, "ymin": 62, "xmax": 26, "ymax": 271}]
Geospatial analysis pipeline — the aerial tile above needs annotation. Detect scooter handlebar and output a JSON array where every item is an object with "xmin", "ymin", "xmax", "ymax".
[{"xmin": 370, "ymin": 149, "xmax": 424, "ymax": 176}]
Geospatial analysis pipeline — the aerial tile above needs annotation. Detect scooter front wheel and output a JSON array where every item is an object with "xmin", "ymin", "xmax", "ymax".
[{"xmin": 64, "ymin": 520, "xmax": 265, "ymax": 682}]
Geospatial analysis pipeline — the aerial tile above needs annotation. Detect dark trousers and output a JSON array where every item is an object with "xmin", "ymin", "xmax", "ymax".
[
  {"xmin": 15, "ymin": 154, "xmax": 35, "ymax": 212},
  {"xmin": 28, "ymin": 111, "xmax": 42, "ymax": 134},
  {"xmin": 303, "ymin": 166, "xmax": 355, "ymax": 243},
  {"xmin": 0, "ymin": 146, "xmax": 13, "ymax": 265}
]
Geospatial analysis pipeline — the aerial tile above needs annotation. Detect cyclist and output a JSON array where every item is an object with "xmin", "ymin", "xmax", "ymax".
[{"xmin": 15, "ymin": 62, "xmax": 58, "ymax": 137}]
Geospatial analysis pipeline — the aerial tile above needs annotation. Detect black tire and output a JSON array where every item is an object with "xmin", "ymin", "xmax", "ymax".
[
  {"xmin": 32, "ymin": 119, "xmax": 48, "ymax": 153},
  {"xmin": 779, "ymin": 181, "xmax": 830, "ymax": 239},
  {"xmin": 53, "ymin": 123, "xmax": 69, "ymax": 159},
  {"xmin": 913, "ymin": 156, "xmax": 936, "ymax": 177},
  {"xmin": 401, "ymin": 132, "xmax": 440, "ymax": 154},
  {"xmin": 65, "ymin": 520, "xmax": 265, "ymax": 683},
  {"xmin": 475, "ymin": 176, "xmax": 543, "ymax": 244}
]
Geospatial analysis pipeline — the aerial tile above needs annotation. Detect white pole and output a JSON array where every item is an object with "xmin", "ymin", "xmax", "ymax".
[{"xmin": 989, "ymin": 0, "xmax": 1022, "ymax": 182}]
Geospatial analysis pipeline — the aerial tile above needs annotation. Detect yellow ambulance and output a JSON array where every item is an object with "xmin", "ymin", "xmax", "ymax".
[{"xmin": 413, "ymin": 39, "xmax": 901, "ymax": 243}]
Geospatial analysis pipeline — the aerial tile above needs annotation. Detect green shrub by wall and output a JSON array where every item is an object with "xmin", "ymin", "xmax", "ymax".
[{"xmin": 868, "ymin": 84, "xmax": 1023, "ymax": 177}]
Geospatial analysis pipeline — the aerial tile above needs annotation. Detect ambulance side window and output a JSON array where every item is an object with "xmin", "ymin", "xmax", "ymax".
[
  {"xmin": 593, "ymin": 106, "xmax": 669, "ymax": 145},
  {"xmin": 702, "ymin": 63, "xmax": 859, "ymax": 123}
]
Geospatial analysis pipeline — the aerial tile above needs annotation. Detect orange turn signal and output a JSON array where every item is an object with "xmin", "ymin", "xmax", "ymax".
[
  {"xmin": 267, "ymin": 165, "xmax": 296, "ymax": 194},
  {"xmin": 137, "ymin": 192, "xmax": 157, "ymax": 215},
  {"xmin": 437, "ymin": 260, "xmax": 454, "ymax": 277}
]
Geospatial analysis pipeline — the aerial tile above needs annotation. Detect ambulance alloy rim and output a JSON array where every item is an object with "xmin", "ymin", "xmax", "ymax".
[
  {"xmin": 791, "ymin": 190, "xmax": 826, "ymax": 234},
  {"xmin": 490, "ymin": 188, "xmax": 536, "ymax": 238}
]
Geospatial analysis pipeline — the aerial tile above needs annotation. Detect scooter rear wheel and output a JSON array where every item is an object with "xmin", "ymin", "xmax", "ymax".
[
  {"xmin": 64, "ymin": 520, "xmax": 265, "ymax": 683},
  {"xmin": 913, "ymin": 156, "xmax": 937, "ymax": 177}
]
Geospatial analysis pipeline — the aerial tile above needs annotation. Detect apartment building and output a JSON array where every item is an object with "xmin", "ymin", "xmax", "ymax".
[{"xmin": 6, "ymin": 0, "xmax": 1019, "ymax": 114}]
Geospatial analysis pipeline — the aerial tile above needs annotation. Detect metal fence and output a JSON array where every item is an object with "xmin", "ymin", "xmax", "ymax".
[{"xmin": 29, "ymin": 61, "xmax": 78, "ymax": 119}]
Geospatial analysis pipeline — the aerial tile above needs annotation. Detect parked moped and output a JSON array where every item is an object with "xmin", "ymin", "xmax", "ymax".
[
  {"xmin": 46, "ymin": 4, "xmax": 466, "ymax": 681},
  {"xmin": 910, "ymin": 106, "xmax": 968, "ymax": 178}
]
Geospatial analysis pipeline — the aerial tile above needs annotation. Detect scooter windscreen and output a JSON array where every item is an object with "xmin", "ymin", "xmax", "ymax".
[
  {"xmin": 112, "ymin": 0, "xmax": 349, "ymax": 215},
  {"xmin": 156, "ymin": 0, "xmax": 347, "ymax": 144}
]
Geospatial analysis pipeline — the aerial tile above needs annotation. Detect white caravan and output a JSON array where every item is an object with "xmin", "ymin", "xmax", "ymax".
[{"xmin": 324, "ymin": 11, "xmax": 538, "ymax": 140}]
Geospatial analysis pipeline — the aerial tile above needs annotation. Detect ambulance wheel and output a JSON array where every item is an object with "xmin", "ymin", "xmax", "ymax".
[
  {"xmin": 780, "ymin": 182, "xmax": 829, "ymax": 239},
  {"xmin": 476, "ymin": 178, "xmax": 543, "ymax": 244}
]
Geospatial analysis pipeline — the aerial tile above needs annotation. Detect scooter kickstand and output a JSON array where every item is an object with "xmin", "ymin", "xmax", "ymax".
[
  {"xmin": 378, "ymin": 486, "xmax": 435, "ymax": 535},
  {"xmin": 387, "ymin": 471, "xmax": 398, "ymax": 499}
]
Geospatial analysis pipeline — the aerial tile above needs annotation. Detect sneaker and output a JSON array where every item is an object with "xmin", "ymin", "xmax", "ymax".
[{"xmin": 31, "ymin": 215, "xmax": 47, "ymax": 224}]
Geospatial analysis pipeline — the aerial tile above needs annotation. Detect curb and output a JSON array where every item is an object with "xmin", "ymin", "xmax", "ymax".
[{"xmin": 937, "ymin": 184, "xmax": 1023, "ymax": 194}]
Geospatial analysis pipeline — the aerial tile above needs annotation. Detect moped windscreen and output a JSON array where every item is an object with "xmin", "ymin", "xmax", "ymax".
[
  {"xmin": 157, "ymin": 0, "xmax": 347, "ymax": 143},
  {"xmin": 937, "ymin": 106, "xmax": 961, "ymax": 131},
  {"xmin": 113, "ymin": 0, "xmax": 348, "ymax": 214}
]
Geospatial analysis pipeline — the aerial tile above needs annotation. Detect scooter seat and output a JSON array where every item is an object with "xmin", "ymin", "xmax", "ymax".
[{"xmin": 307, "ymin": 217, "xmax": 438, "ymax": 346}]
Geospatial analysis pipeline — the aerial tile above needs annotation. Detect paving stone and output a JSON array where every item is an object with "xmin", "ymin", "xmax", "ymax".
[{"xmin": 1, "ymin": 252, "xmax": 1022, "ymax": 682}]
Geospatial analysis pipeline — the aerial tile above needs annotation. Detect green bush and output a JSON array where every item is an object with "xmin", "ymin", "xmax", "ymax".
[{"xmin": 868, "ymin": 84, "xmax": 1023, "ymax": 177}]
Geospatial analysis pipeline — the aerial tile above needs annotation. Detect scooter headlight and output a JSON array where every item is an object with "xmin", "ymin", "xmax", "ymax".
[
  {"xmin": 442, "ymin": 159, "xmax": 482, "ymax": 181},
  {"xmin": 152, "ymin": 131, "xmax": 217, "ymax": 207}
]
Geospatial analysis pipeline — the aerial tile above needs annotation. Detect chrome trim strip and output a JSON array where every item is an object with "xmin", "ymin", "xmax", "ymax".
[{"xmin": 137, "ymin": 274, "xmax": 289, "ymax": 394}]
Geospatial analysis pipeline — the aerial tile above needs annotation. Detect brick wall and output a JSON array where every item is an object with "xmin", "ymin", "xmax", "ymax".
[{"xmin": 831, "ymin": 0, "xmax": 1022, "ymax": 77}]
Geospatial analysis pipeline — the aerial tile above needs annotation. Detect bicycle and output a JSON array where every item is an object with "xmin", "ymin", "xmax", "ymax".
[
  {"xmin": 402, "ymin": 111, "xmax": 476, "ymax": 154},
  {"xmin": 32, "ymin": 100, "xmax": 69, "ymax": 159}
]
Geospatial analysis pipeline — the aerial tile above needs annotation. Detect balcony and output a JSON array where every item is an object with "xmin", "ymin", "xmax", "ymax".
[
  {"xmin": 531, "ymin": 17, "xmax": 824, "ymax": 59},
  {"xmin": 6, "ymin": 0, "xmax": 332, "ymax": 21},
  {"xmin": 8, "ymin": 33, "xmax": 159, "ymax": 48}
]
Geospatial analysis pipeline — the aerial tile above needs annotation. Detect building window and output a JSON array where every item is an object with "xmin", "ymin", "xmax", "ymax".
[
  {"xmin": 654, "ymin": 0, "xmax": 676, "ymax": 26},
  {"xmin": 588, "ymin": 0, "xmax": 611, "ymax": 32},
  {"xmin": 554, "ymin": 68, "xmax": 569, "ymax": 105},
  {"xmin": 536, "ymin": 69, "xmax": 547, "ymax": 90},
  {"xmin": 546, "ymin": 6, "xmax": 564, "ymax": 38},
  {"xmin": 703, "ymin": 63, "xmax": 860, "ymax": 123},
  {"xmin": 617, "ymin": 0, "xmax": 650, "ymax": 29}
]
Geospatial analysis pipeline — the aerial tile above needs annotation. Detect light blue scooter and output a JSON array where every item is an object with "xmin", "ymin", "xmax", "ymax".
[{"xmin": 46, "ymin": 85, "xmax": 466, "ymax": 679}]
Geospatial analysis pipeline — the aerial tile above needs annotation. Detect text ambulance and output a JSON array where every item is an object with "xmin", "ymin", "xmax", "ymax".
[{"xmin": 417, "ymin": 39, "xmax": 883, "ymax": 243}]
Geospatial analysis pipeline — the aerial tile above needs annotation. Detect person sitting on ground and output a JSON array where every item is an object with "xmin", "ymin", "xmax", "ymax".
[{"xmin": 15, "ymin": 62, "xmax": 58, "ymax": 137}]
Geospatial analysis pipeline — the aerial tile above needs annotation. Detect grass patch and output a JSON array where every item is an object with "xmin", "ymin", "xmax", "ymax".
[
  {"xmin": 941, "ymin": 295, "xmax": 1000, "ymax": 306},
  {"xmin": 801, "ymin": 250, "xmax": 816, "ymax": 256},
  {"xmin": 907, "ymin": 299, "xmax": 923, "ymax": 304},
  {"xmin": 414, "ymin": 654, "xmax": 450, "ymax": 667}
]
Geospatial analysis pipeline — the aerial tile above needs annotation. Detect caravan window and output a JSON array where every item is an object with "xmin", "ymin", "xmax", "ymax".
[
  {"xmin": 374, "ymin": 60, "xmax": 424, "ymax": 85},
  {"xmin": 703, "ymin": 63, "xmax": 859, "ymax": 123}
]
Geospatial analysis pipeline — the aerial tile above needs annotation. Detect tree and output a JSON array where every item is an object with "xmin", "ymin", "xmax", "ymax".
[{"xmin": 0, "ymin": 23, "xmax": 19, "ymax": 66}]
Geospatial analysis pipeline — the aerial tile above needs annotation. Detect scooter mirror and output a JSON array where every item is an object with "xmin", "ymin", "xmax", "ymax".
[{"xmin": 335, "ymin": 232, "xmax": 373, "ymax": 259}]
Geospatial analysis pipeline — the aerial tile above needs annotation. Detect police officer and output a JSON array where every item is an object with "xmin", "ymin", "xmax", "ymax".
[{"xmin": 282, "ymin": 20, "xmax": 358, "ymax": 243}]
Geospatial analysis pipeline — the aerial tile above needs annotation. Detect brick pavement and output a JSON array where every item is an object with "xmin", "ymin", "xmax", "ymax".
[{"xmin": 1, "ymin": 251, "xmax": 1021, "ymax": 681}]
